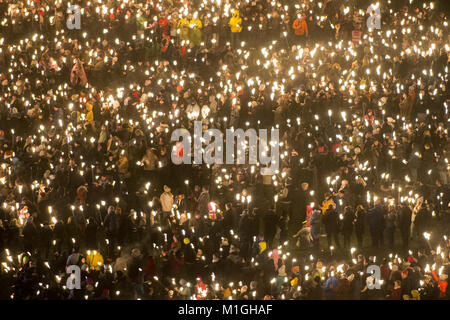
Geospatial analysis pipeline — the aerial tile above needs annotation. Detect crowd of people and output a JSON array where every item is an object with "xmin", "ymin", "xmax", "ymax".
[{"xmin": 0, "ymin": 0, "xmax": 449, "ymax": 300}]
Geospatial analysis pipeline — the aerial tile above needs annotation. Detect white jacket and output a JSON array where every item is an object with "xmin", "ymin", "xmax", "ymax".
[{"xmin": 160, "ymin": 192, "xmax": 174, "ymax": 212}]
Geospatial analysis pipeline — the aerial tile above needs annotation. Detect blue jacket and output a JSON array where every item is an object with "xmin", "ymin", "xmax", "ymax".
[{"xmin": 323, "ymin": 276, "xmax": 338, "ymax": 300}]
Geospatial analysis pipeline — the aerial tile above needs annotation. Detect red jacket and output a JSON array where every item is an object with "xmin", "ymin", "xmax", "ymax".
[
  {"xmin": 195, "ymin": 282, "xmax": 208, "ymax": 300},
  {"xmin": 306, "ymin": 205, "xmax": 312, "ymax": 227},
  {"xmin": 159, "ymin": 17, "xmax": 170, "ymax": 36}
]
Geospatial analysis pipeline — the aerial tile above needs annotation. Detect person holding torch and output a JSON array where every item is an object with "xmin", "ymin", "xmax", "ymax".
[
  {"xmin": 292, "ymin": 12, "xmax": 308, "ymax": 44},
  {"xmin": 229, "ymin": 10, "xmax": 242, "ymax": 49}
]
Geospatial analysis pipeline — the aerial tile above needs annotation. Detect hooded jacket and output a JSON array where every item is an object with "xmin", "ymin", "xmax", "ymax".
[
  {"xmin": 293, "ymin": 17, "xmax": 308, "ymax": 36},
  {"xmin": 229, "ymin": 11, "xmax": 242, "ymax": 33}
]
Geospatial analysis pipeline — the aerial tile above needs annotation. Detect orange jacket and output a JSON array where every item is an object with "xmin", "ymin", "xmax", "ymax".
[
  {"xmin": 293, "ymin": 18, "xmax": 308, "ymax": 36},
  {"xmin": 432, "ymin": 270, "xmax": 448, "ymax": 298}
]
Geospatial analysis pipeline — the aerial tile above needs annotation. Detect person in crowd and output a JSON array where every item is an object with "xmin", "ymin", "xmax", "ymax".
[
  {"xmin": 323, "ymin": 204, "xmax": 340, "ymax": 250},
  {"xmin": 0, "ymin": 0, "xmax": 447, "ymax": 301},
  {"xmin": 292, "ymin": 13, "xmax": 308, "ymax": 43},
  {"xmin": 229, "ymin": 10, "xmax": 242, "ymax": 48}
]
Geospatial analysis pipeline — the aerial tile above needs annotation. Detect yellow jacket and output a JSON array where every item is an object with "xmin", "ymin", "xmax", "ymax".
[
  {"xmin": 177, "ymin": 18, "xmax": 190, "ymax": 40},
  {"xmin": 223, "ymin": 287, "xmax": 232, "ymax": 299},
  {"xmin": 86, "ymin": 250, "xmax": 104, "ymax": 271},
  {"xmin": 259, "ymin": 241, "xmax": 267, "ymax": 253},
  {"xmin": 86, "ymin": 103, "xmax": 94, "ymax": 123},
  {"xmin": 189, "ymin": 18, "xmax": 202, "ymax": 29},
  {"xmin": 290, "ymin": 277, "xmax": 299, "ymax": 287},
  {"xmin": 229, "ymin": 11, "xmax": 242, "ymax": 33},
  {"xmin": 321, "ymin": 198, "xmax": 335, "ymax": 214},
  {"xmin": 177, "ymin": 18, "xmax": 189, "ymax": 29}
]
